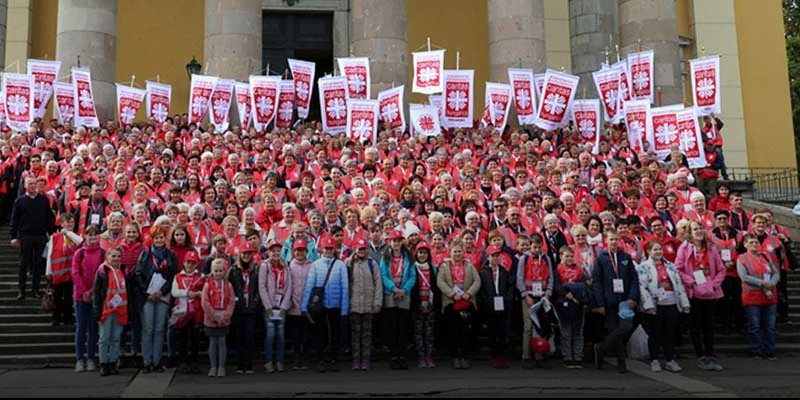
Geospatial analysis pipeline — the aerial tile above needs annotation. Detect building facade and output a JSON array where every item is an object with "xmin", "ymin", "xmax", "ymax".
[{"xmin": 0, "ymin": 0, "xmax": 795, "ymax": 168}]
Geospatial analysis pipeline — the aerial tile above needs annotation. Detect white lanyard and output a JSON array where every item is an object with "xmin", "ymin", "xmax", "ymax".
[
  {"xmin": 216, "ymin": 280, "xmax": 224, "ymax": 308},
  {"xmin": 492, "ymin": 267, "xmax": 500, "ymax": 293}
]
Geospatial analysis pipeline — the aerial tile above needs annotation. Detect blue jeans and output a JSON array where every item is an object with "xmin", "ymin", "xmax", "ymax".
[
  {"xmin": 140, "ymin": 300, "xmax": 170, "ymax": 364},
  {"xmin": 74, "ymin": 302, "xmax": 98, "ymax": 361},
  {"xmin": 745, "ymin": 304, "xmax": 777, "ymax": 355},
  {"xmin": 264, "ymin": 311, "xmax": 286, "ymax": 363},
  {"xmin": 99, "ymin": 314, "xmax": 125, "ymax": 364}
]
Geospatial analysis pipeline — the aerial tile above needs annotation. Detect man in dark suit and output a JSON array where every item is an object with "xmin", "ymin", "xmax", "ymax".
[{"xmin": 591, "ymin": 229, "xmax": 640, "ymax": 373}]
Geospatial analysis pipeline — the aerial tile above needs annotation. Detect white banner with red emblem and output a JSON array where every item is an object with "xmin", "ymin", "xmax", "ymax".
[
  {"xmin": 287, "ymin": 58, "xmax": 315, "ymax": 120},
  {"xmin": 613, "ymin": 60, "xmax": 632, "ymax": 117},
  {"xmin": 677, "ymin": 107, "xmax": 706, "ymax": 168},
  {"xmin": 187, "ymin": 74, "xmax": 217, "ymax": 125},
  {"xmin": 623, "ymin": 99, "xmax": 651, "ymax": 153},
  {"xmin": 628, "ymin": 50, "xmax": 654, "ymax": 103},
  {"xmin": 534, "ymin": 70, "xmax": 579, "ymax": 131},
  {"xmin": 593, "ymin": 67, "xmax": 621, "ymax": 123},
  {"xmin": 71, "ymin": 67, "xmax": 99, "ymax": 127},
  {"xmin": 145, "ymin": 81, "xmax": 171, "ymax": 123},
  {"xmin": 275, "ymin": 80, "xmax": 295, "ymax": 129},
  {"xmin": 480, "ymin": 89, "xmax": 493, "ymax": 129},
  {"xmin": 249, "ymin": 75, "xmax": 281, "ymax": 131},
  {"xmin": 2, "ymin": 73, "xmax": 34, "ymax": 132},
  {"xmin": 337, "ymin": 57, "xmax": 370, "ymax": 100},
  {"xmin": 571, "ymin": 99, "xmax": 601, "ymax": 151},
  {"xmin": 377, "ymin": 85, "xmax": 405, "ymax": 133},
  {"xmin": 234, "ymin": 82, "xmax": 251, "ymax": 129},
  {"xmin": 209, "ymin": 79, "xmax": 234, "ymax": 132},
  {"xmin": 648, "ymin": 104, "xmax": 684, "ymax": 160},
  {"xmin": 346, "ymin": 99, "xmax": 379, "ymax": 142},
  {"xmin": 428, "ymin": 94, "xmax": 444, "ymax": 124},
  {"xmin": 690, "ymin": 55, "xmax": 721, "ymax": 116},
  {"xmin": 26, "ymin": 59, "xmax": 61, "ymax": 120},
  {"xmin": 115, "ymin": 84, "xmax": 146, "ymax": 127},
  {"xmin": 534, "ymin": 73, "xmax": 546, "ymax": 102},
  {"xmin": 413, "ymin": 50, "xmax": 445, "ymax": 94},
  {"xmin": 508, "ymin": 68, "xmax": 536, "ymax": 125},
  {"xmin": 442, "ymin": 69, "xmax": 474, "ymax": 128},
  {"xmin": 318, "ymin": 76, "xmax": 348, "ymax": 135},
  {"xmin": 485, "ymin": 82, "xmax": 513, "ymax": 129},
  {"xmin": 410, "ymin": 104, "xmax": 441, "ymax": 137},
  {"xmin": 53, "ymin": 82, "xmax": 75, "ymax": 125}
]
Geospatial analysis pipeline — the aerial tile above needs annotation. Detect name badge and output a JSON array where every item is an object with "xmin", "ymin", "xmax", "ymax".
[
  {"xmin": 270, "ymin": 309, "xmax": 283, "ymax": 320},
  {"xmin": 613, "ymin": 278, "xmax": 624, "ymax": 294},
  {"xmin": 693, "ymin": 269, "xmax": 707, "ymax": 285},
  {"xmin": 110, "ymin": 294, "xmax": 123, "ymax": 309},
  {"xmin": 493, "ymin": 296, "xmax": 505, "ymax": 312},
  {"xmin": 215, "ymin": 310, "xmax": 226, "ymax": 319},
  {"xmin": 720, "ymin": 249, "xmax": 732, "ymax": 262},
  {"xmin": 453, "ymin": 286, "xmax": 465, "ymax": 296},
  {"xmin": 90, "ymin": 214, "xmax": 101, "ymax": 225},
  {"xmin": 531, "ymin": 282, "xmax": 544, "ymax": 297},
  {"xmin": 764, "ymin": 273, "xmax": 771, "ymax": 282},
  {"xmin": 656, "ymin": 288, "xmax": 672, "ymax": 301},
  {"xmin": 683, "ymin": 204, "xmax": 693, "ymax": 213}
]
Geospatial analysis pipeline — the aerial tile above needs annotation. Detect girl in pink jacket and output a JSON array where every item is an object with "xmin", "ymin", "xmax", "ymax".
[
  {"xmin": 201, "ymin": 259, "xmax": 235, "ymax": 377},
  {"xmin": 71, "ymin": 225, "xmax": 104, "ymax": 373}
]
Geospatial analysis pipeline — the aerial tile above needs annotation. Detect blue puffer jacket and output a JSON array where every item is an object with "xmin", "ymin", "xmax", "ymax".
[
  {"xmin": 379, "ymin": 250, "xmax": 417, "ymax": 295},
  {"xmin": 300, "ymin": 256, "xmax": 349, "ymax": 316}
]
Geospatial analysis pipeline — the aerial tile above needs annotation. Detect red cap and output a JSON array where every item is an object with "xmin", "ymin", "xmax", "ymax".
[
  {"xmin": 292, "ymin": 240, "xmax": 308, "ymax": 250},
  {"xmin": 486, "ymin": 245, "xmax": 502, "ymax": 256},
  {"xmin": 240, "ymin": 243, "xmax": 256, "ymax": 253},
  {"xmin": 184, "ymin": 251, "xmax": 200, "ymax": 264},
  {"xmin": 320, "ymin": 235, "xmax": 337, "ymax": 249},
  {"xmin": 266, "ymin": 240, "xmax": 282, "ymax": 250},
  {"xmin": 354, "ymin": 239, "xmax": 368, "ymax": 250},
  {"xmin": 415, "ymin": 241, "xmax": 431, "ymax": 252},
  {"xmin": 387, "ymin": 230, "xmax": 404, "ymax": 241}
]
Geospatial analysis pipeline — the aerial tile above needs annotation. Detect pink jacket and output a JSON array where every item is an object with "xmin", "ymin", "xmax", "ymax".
[
  {"xmin": 288, "ymin": 259, "xmax": 312, "ymax": 316},
  {"xmin": 201, "ymin": 279, "xmax": 235, "ymax": 328},
  {"xmin": 258, "ymin": 260, "xmax": 293, "ymax": 312},
  {"xmin": 675, "ymin": 241, "xmax": 725, "ymax": 300},
  {"xmin": 71, "ymin": 244, "xmax": 104, "ymax": 301}
]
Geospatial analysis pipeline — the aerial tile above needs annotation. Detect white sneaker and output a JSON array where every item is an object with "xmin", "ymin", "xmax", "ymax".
[
  {"xmin": 650, "ymin": 360, "xmax": 662, "ymax": 372},
  {"xmin": 664, "ymin": 360, "xmax": 683, "ymax": 373},
  {"xmin": 75, "ymin": 360, "xmax": 86, "ymax": 373},
  {"xmin": 85, "ymin": 359, "xmax": 96, "ymax": 371}
]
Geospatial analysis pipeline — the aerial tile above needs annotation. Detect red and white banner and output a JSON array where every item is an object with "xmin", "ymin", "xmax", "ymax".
[
  {"xmin": 485, "ymin": 82, "xmax": 512, "ymax": 129},
  {"xmin": 145, "ymin": 81, "xmax": 171, "ymax": 123},
  {"xmin": 26, "ymin": 59, "xmax": 61, "ymax": 119},
  {"xmin": 677, "ymin": 107, "xmax": 706, "ymax": 168},
  {"xmin": 534, "ymin": 70, "xmax": 580, "ymax": 131},
  {"xmin": 346, "ymin": 99, "xmax": 379, "ymax": 142},
  {"xmin": 648, "ymin": 104, "xmax": 684, "ymax": 160},
  {"xmin": 187, "ymin": 74, "xmax": 218, "ymax": 125},
  {"xmin": 71, "ymin": 67, "xmax": 99, "ymax": 127},
  {"xmin": 428, "ymin": 94, "xmax": 444, "ymax": 122},
  {"xmin": 571, "ymin": 99, "xmax": 601, "ymax": 152},
  {"xmin": 410, "ymin": 104, "xmax": 442, "ymax": 136},
  {"xmin": 275, "ymin": 80, "xmax": 295, "ymax": 129},
  {"xmin": 534, "ymin": 73, "xmax": 546, "ymax": 102},
  {"xmin": 337, "ymin": 57, "xmax": 370, "ymax": 100},
  {"xmin": 377, "ymin": 86, "xmax": 405, "ymax": 133},
  {"xmin": 318, "ymin": 76, "xmax": 348, "ymax": 135},
  {"xmin": 508, "ymin": 68, "xmax": 536, "ymax": 125},
  {"xmin": 413, "ymin": 49, "xmax": 445, "ymax": 94},
  {"xmin": 613, "ymin": 60, "xmax": 632, "ymax": 115},
  {"xmin": 442, "ymin": 69, "xmax": 474, "ymax": 128},
  {"xmin": 234, "ymin": 82, "xmax": 251, "ymax": 129},
  {"xmin": 480, "ymin": 90, "xmax": 493, "ymax": 128},
  {"xmin": 287, "ymin": 58, "xmax": 315, "ymax": 120},
  {"xmin": 623, "ymin": 99, "xmax": 651, "ymax": 152},
  {"xmin": 249, "ymin": 75, "xmax": 281, "ymax": 131},
  {"xmin": 690, "ymin": 55, "xmax": 721, "ymax": 116},
  {"xmin": 592, "ymin": 67, "xmax": 621, "ymax": 123},
  {"xmin": 628, "ymin": 50, "xmax": 654, "ymax": 103},
  {"xmin": 209, "ymin": 79, "xmax": 234, "ymax": 132},
  {"xmin": 115, "ymin": 84, "xmax": 146, "ymax": 126},
  {"xmin": 53, "ymin": 82, "xmax": 75, "ymax": 125},
  {"xmin": 2, "ymin": 73, "xmax": 34, "ymax": 132}
]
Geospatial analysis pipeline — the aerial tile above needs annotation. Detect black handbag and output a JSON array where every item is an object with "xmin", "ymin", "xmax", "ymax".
[{"xmin": 307, "ymin": 258, "xmax": 336, "ymax": 314}]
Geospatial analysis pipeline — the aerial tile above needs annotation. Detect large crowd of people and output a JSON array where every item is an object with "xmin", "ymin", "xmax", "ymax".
[{"xmin": 2, "ymin": 112, "xmax": 796, "ymax": 377}]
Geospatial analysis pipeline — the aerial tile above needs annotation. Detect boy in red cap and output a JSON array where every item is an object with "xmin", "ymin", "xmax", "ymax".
[
  {"xmin": 170, "ymin": 250, "xmax": 204, "ymax": 374},
  {"xmin": 478, "ymin": 245, "xmax": 514, "ymax": 369}
]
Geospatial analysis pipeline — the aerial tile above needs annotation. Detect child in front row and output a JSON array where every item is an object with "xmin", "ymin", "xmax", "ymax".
[
  {"xmin": 202, "ymin": 259, "xmax": 235, "ymax": 377},
  {"xmin": 554, "ymin": 246, "xmax": 590, "ymax": 369}
]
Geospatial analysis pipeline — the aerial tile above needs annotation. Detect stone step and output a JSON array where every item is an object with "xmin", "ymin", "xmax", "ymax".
[
  {"xmin": 0, "ymin": 322, "xmax": 74, "ymax": 334},
  {"xmin": 0, "ymin": 332, "xmax": 75, "ymax": 344},
  {"xmin": 0, "ymin": 342, "xmax": 75, "ymax": 356},
  {"xmin": 0, "ymin": 305, "xmax": 47, "ymax": 314},
  {"xmin": 0, "ymin": 313, "xmax": 52, "ymax": 323},
  {"xmin": 0, "ymin": 353, "xmax": 76, "ymax": 367}
]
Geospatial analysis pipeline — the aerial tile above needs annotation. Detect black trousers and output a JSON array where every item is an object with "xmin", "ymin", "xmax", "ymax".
[
  {"xmin": 720, "ymin": 276, "xmax": 744, "ymax": 331},
  {"xmin": 644, "ymin": 305, "xmax": 680, "ymax": 361},
  {"xmin": 234, "ymin": 313, "xmax": 257, "ymax": 367},
  {"xmin": 383, "ymin": 307, "xmax": 410, "ymax": 359},
  {"xmin": 18, "ymin": 235, "xmax": 47, "ymax": 293},
  {"xmin": 601, "ymin": 308, "xmax": 633, "ymax": 361},
  {"xmin": 689, "ymin": 298, "xmax": 716, "ymax": 357},
  {"xmin": 484, "ymin": 311, "xmax": 507, "ymax": 357},
  {"xmin": 311, "ymin": 308, "xmax": 341, "ymax": 363},
  {"xmin": 175, "ymin": 320, "xmax": 199, "ymax": 365},
  {"xmin": 52, "ymin": 282, "xmax": 73, "ymax": 323},
  {"xmin": 444, "ymin": 305, "xmax": 473, "ymax": 359}
]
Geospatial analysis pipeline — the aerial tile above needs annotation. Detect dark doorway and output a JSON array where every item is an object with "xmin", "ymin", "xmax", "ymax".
[{"xmin": 263, "ymin": 12, "xmax": 334, "ymax": 122}]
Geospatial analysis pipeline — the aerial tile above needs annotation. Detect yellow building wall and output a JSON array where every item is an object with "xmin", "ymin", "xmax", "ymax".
[
  {"xmin": 5, "ymin": 0, "xmax": 33, "ymax": 71},
  {"xmin": 407, "ymin": 0, "xmax": 489, "ymax": 107},
  {"xmin": 544, "ymin": 0, "xmax": 571, "ymax": 72},
  {"xmin": 734, "ymin": 0, "xmax": 797, "ymax": 168}
]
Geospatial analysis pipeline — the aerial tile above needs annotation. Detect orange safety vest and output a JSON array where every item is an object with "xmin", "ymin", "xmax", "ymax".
[
  {"xmin": 101, "ymin": 266, "xmax": 129, "ymax": 325},
  {"xmin": 738, "ymin": 253, "xmax": 778, "ymax": 307},
  {"xmin": 49, "ymin": 233, "xmax": 76, "ymax": 285}
]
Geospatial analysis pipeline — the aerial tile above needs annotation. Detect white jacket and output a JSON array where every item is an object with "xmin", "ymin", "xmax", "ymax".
[{"xmin": 637, "ymin": 257, "xmax": 690, "ymax": 312}]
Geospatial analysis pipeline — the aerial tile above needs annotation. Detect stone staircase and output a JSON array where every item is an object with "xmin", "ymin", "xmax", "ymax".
[{"xmin": 0, "ymin": 226, "xmax": 798, "ymax": 368}]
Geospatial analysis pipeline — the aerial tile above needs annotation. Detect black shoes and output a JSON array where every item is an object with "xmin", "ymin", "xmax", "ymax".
[
  {"xmin": 16, "ymin": 291, "xmax": 25, "ymax": 301},
  {"xmin": 100, "ymin": 364, "xmax": 111, "ymax": 377},
  {"xmin": 522, "ymin": 358, "xmax": 535, "ymax": 370},
  {"xmin": 535, "ymin": 359, "xmax": 550, "ymax": 370},
  {"xmin": 110, "ymin": 364, "xmax": 120, "ymax": 375}
]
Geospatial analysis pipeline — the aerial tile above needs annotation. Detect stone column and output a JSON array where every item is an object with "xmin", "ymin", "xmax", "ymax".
[
  {"xmin": 204, "ymin": 0, "xmax": 262, "ymax": 80},
  {"xmin": 350, "ymin": 0, "xmax": 408, "ymax": 95},
  {"xmin": 56, "ymin": 0, "xmax": 117, "ymax": 122},
  {"xmin": 487, "ymin": 0, "xmax": 546, "ymax": 82},
  {"xmin": 0, "ymin": 0, "xmax": 7, "ymax": 71},
  {"xmin": 619, "ymin": 0, "xmax": 682, "ymax": 105},
  {"xmin": 569, "ymin": 0, "xmax": 617, "ymax": 96}
]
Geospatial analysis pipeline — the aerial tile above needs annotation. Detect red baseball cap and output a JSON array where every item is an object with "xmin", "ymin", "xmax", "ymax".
[
  {"xmin": 292, "ymin": 240, "xmax": 308, "ymax": 250},
  {"xmin": 184, "ymin": 251, "xmax": 200, "ymax": 264},
  {"xmin": 387, "ymin": 230, "xmax": 404, "ymax": 241},
  {"xmin": 240, "ymin": 243, "xmax": 256, "ymax": 253},
  {"xmin": 354, "ymin": 239, "xmax": 368, "ymax": 250},
  {"xmin": 415, "ymin": 241, "xmax": 431, "ymax": 252},
  {"xmin": 486, "ymin": 245, "xmax": 502, "ymax": 256},
  {"xmin": 320, "ymin": 235, "xmax": 337, "ymax": 249},
  {"xmin": 266, "ymin": 240, "xmax": 282, "ymax": 250}
]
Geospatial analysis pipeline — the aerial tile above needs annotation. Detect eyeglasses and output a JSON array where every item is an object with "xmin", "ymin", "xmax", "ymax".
[{"xmin": 509, "ymin": 214, "xmax": 521, "ymax": 217}]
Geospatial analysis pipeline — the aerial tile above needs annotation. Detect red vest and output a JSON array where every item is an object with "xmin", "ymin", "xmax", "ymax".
[
  {"xmin": 50, "ymin": 233, "xmax": 77, "ymax": 285},
  {"xmin": 101, "ymin": 266, "xmax": 129, "ymax": 325},
  {"xmin": 523, "ymin": 253, "xmax": 550, "ymax": 293},
  {"xmin": 711, "ymin": 230, "xmax": 742, "ymax": 277},
  {"xmin": 738, "ymin": 253, "xmax": 778, "ymax": 307}
]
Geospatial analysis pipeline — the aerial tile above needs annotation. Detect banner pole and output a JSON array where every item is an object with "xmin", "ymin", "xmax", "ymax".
[
  {"xmin": 615, "ymin": 44, "xmax": 620, "ymax": 63},
  {"xmin": 157, "ymin": 74, "xmax": 160, "ymax": 83},
  {"xmin": 130, "ymin": 75, "xmax": 135, "ymax": 88},
  {"xmin": 456, "ymin": 51, "xmax": 460, "ymax": 70},
  {"xmin": 427, "ymin": 37, "xmax": 431, "ymax": 52}
]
